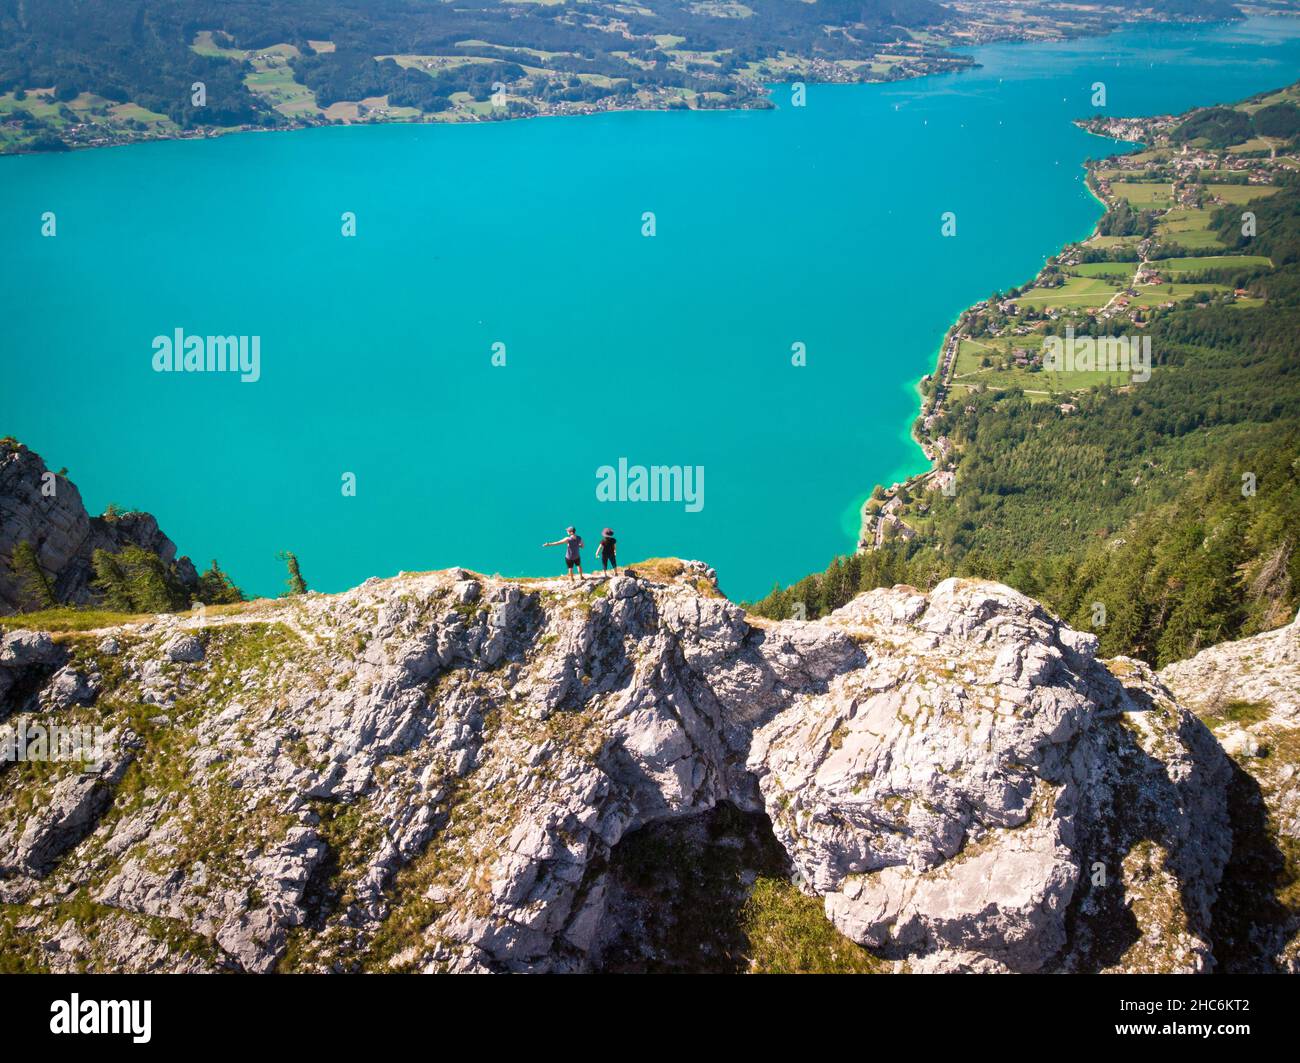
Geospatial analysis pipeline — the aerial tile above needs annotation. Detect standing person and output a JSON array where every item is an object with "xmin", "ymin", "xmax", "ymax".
[
  {"xmin": 597, "ymin": 528, "xmax": 618, "ymax": 575},
  {"xmin": 543, "ymin": 526, "xmax": 584, "ymax": 581}
]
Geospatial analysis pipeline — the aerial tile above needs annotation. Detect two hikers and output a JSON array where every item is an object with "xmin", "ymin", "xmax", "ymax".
[{"xmin": 543, "ymin": 526, "xmax": 617, "ymax": 581}]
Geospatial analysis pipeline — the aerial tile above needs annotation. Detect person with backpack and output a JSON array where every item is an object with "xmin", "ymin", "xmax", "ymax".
[
  {"xmin": 596, "ymin": 528, "xmax": 617, "ymax": 575},
  {"xmin": 543, "ymin": 526, "xmax": 584, "ymax": 581}
]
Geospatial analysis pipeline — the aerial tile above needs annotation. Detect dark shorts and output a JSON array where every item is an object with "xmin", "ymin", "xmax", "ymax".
[{"xmin": 566, "ymin": 557, "xmax": 580, "ymax": 569}]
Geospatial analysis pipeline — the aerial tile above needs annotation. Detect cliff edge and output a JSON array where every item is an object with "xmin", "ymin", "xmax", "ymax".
[{"xmin": 5, "ymin": 561, "xmax": 1284, "ymax": 973}]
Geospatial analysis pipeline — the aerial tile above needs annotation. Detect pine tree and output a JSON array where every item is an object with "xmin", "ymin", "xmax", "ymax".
[
  {"xmin": 196, "ymin": 559, "xmax": 244, "ymax": 605},
  {"xmin": 91, "ymin": 548, "xmax": 133, "ymax": 611},
  {"xmin": 10, "ymin": 540, "xmax": 56, "ymax": 610},
  {"xmin": 280, "ymin": 552, "xmax": 308, "ymax": 596}
]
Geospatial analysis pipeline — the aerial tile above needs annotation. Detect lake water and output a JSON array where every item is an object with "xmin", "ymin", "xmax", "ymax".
[{"xmin": 3, "ymin": 16, "xmax": 1300, "ymax": 601}]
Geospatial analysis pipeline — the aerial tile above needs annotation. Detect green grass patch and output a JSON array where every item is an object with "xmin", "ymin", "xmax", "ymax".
[
  {"xmin": 0, "ymin": 606, "xmax": 151, "ymax": 632},
  {"xmin": 1204, "ymin": 699, "xmax": 1271, "ymax": 727},
  {"xmin": 740, "ymin": 877, "xmax": 887, "ymax": 974}
]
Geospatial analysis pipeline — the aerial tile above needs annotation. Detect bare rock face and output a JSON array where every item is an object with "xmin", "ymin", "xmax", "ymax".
[
  {"xmin": 1161, "ymin": 607, "xmax": 1300, "ymax": 726},
  {"xmin": 1160, "ymin": 608, "xmax": 1300, "ymax": 972},
  {"xmin": 0, "ymin": 439, "xmax": 196, "ymax": 614},
  {"xmin": 749, "ymin": 581, "xmax": 1231, "ymax": 972},
  {"xmin": 0, "ymin": 569, "xmax": 1246, "ymax": 973},
  {"xmin": 0, "ymin": 630, "xmax": 67, "ymax": 719}
]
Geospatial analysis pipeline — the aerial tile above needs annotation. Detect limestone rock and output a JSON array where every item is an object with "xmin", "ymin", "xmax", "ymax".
[
  {"xmin": 163, "ymin": 633, "xmax": 205, "ymax": 663},
  {"xmin": 1160, "ymin": 608, "xmax": 1300, "ymax": 972},
  {"xmin": 0, "ymin": 567, "xmax": 1260, "ymax": 974},
  {"xmin": 748, "ymin": 581, "xmax": 1231, "ymax": 972}
]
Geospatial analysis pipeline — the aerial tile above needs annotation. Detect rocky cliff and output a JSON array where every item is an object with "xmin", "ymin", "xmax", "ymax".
[
  {"xmin": 1159, "ymin": 609, "xmax": 1300, "ymax": 972},
  {"xmin": 5, "ymin": 560, "xmax": 1290, "ymax": 973},
  {"xmin": 0, "ymin": 439, "xmax": 196, "ymax": 614}
]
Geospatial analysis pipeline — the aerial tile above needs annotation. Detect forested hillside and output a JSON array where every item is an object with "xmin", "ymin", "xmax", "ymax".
[
  {"xmin": 0, "ymin": 0, "xmax": 1246, "ymax": 153},
  {"xmin": 749, "ymin": 184, "xmax": 1300, "ymax": 668},
  {"xmin": 0, "ymin": 0, "xmax": 954, "ymax": 150}
]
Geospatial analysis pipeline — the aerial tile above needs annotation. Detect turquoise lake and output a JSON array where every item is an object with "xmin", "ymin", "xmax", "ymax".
[{"xmin": 4, "ymin": 17, "xmax": 1300, "ymax": 601}]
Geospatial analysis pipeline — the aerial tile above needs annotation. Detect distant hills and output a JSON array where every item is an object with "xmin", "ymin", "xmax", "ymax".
[{"xmin": 0, "ymin": 0, "xmax": 1244, "ymax": 152}]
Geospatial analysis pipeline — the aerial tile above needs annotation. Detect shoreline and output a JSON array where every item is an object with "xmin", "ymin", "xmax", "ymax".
[
  {"xmin": 856, "ymin": 65, "xmax": 1294, "ymax": 553},
  {"xmin": 1, "ymin": 12, "xmax": 1241, "ymax": 160},
  {"xmin": 855, "ymin": 133, "xmax": 1148, "ymax": 550}
]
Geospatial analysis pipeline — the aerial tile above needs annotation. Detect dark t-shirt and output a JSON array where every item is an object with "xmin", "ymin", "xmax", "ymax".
[{"xmin": 598, "ymin": 536, "xmax": 616, "ymax": 558}]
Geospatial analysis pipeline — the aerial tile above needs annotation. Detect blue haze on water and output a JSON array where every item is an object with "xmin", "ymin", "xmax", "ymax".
[{"xmin": 3, "ymin": 17, "xmax": 1300, "ymax": 600}]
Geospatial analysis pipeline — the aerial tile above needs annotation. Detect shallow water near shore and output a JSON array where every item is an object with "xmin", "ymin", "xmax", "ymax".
[{"xmin": 3, "ymin": 17, "xmax": 1300, "ymax": 601}]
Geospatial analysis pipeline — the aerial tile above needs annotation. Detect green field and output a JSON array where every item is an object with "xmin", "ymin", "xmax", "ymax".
[
  {"xmin": 1206, "ymin": 183, "xmax": 1278, "ymax": 204},
  {"xmin": 383, "ymin": 54, "xmax": 495, "ymax": 74},
  {"xmin": 1155, "ymin": 207, "xmax": 1228, "ymax": 249},
  {"xmin": 952, "ymin": 334, "xmax": 1132, "ymax": 396},
  {"xmin": 1225, "ymin": 137, "xmax": 1279, "ymax": 154},
  {"xmin": 244, "ymin": 56, "xmax": 321, "ymax": 116},
  {"xmin": 1085, "ymin": 234, "xmax": 1142, "ymax": 250},
  {"xmin": 1127, "ymin": 282, "xmax": 1231, "ymax": 307},
  {"xmin": 1071, "ymin": 261, "xmax": 1138, "ymax": 280},
  {"xmin": 1112, "ymin": 181, "xmax": 1175, "ymax": 207},
  {"xmin": 1148, "ymin": 254, "xmax": 1271, "ymax": 275},
  {"xmin": 1015, "ymin": 275, "xmax": 1121, "ymax": 310},
  {"xmin": 109, "ymin": 102, "xmax": 173, "ymax": 126},
  {"xmin": 191, "ymin": 30, "xmax": 248, "ymax": 60}
]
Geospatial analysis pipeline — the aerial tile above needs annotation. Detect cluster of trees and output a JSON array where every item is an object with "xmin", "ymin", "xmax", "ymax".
[
  {"xmin": 1096, "ymin": 199, "xmax": 1157, "ymax": 238},
  {"xmin": 1160, "ymin": 264, "xmax": 1267, "ymax": 288},
  {"xmin": 1174, "ymin": 100, "xmax": 1300, "ymax": 149},
  {"xmin": 748, "ymin": 185, "xmax": 1300, "ymax": 668},
  {"xmin": 7, "ymin": 539, "xmax": 242, "ymax": 614},
  {"xmin": 1254, "ymin": 101, "xmax": 1300, "ymax": 139},
  {"xmin": 751, "ymin": 437, "xmax": 1297, "ymax": 669},
  {"xmin": 90, "ymin": 548, "xmax": 240, "ymax": 613},
  {"xmin": 1216, "ymin": 185, "xmax": 1300, "ymax": 266},
  {"xmin": 1173, "ymin": 106, "xmax": 1254, "ymax": 149},
  {"xmin": 5, "ymin": 540, "xmax": 317, "ymax": 615}
]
